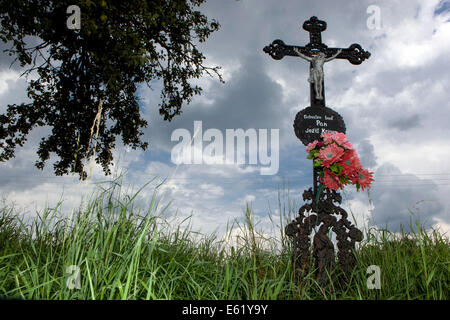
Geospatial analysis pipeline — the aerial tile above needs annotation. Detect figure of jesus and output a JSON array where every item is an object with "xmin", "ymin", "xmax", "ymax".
[{"xmin": 293, "ymin": 48, "xmax": 342, "ymax": 100}]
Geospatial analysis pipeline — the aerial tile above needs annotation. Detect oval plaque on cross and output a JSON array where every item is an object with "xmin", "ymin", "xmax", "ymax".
[{"xmin": 293, "ymin": 106, "xmax": 346, "ymax": 146}]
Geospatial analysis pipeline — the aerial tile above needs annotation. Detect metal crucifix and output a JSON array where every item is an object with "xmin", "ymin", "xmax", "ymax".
[
  {"xmin": 263, "ymin": 16, "xmax": 370, "ymax": 107},
  {"xmin": 263, "ymin": 17, "xmax": 370, "ymax": 287}
]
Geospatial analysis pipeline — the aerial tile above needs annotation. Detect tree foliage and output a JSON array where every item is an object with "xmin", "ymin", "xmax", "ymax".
[{"xmin": 0, "ymin": 0, "xmax": 222, "ymax": 179}]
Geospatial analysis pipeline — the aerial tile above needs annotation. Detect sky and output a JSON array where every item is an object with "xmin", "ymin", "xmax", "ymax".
[{"xmin": 1, "ymin": 0, "xmax": 450, "ymax": 243}]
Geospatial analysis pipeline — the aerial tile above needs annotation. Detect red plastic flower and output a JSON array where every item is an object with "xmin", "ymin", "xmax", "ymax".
[
  {"xmin": 321, "ymin": 132, "xmax": 348, "ymax": 146},
  {"xmin": 357, "ymin": 168, "xmax": 374, "ymax": 191},
  {"xmin": 321, "ymin": 132, "xmax": 334, "ymax": 145},
  {"xmin": 332, "ymin": 132, "xmax": 348, "ymax": 146},
  {"xmin": 306, "ymin": 140, "xmax": 318, "ymax": 153},
  {"xmin": 318, "ymin": 143, "xmax": 344, "ymax": 167},
  {"xmin": 341, "ymin": 141, "xmax": 353, "ymax": 150},
  {"xmin": 320, "ymin": 168, "xmax": 343, "ymax": 191},
  {"xmin": 338, "ymin": 149, "xmax": 361, "ymax": 176}
]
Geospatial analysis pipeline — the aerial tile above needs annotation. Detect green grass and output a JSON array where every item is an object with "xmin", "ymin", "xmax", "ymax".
[{"xmin": 0, "ymin": 177, "xmax": 448, "ymax": 300}]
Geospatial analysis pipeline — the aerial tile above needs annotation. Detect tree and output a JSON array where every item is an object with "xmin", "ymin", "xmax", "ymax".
[{"xmin": 0, "ymin": 0, "xmax": 222, "ymax": 179}]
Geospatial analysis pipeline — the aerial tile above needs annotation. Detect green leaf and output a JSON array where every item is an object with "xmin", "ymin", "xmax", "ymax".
[
  {"xmin": 311, "ymin": 150, "xmax": 319, "ymax": 158},
  {"xmin": 315, "ymin": 183, "xmax": 324, "ymax": 205}
]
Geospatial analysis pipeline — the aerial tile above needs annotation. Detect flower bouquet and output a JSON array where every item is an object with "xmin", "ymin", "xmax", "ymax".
[{"xmin": 306, "ymin": 132, "xmax": 374, "ymax": 200}]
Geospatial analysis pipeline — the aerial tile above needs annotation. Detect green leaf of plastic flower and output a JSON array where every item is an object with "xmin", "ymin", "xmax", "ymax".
[
  {"xmin": 330, "ymin": 163, "xmax": 339, "ymax": 173},
  {"xmin": 310, "ymin": 150, "xmax": 319, "ymax": 158},
  {"xmin": 315, "ymin": 183, "xmax": 324, "ymax": 205}
]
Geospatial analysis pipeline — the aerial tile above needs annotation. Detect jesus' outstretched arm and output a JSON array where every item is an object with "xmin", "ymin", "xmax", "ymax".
[
  {"xmin": 293, "ymin": 47, "xmax": 312, "ymax": 62},
  {"xmin": 325, "ymin": 49, "xmax": 342, "ymax": 62}
]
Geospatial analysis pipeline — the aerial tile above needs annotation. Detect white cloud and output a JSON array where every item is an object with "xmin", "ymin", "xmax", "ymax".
[
  {"xmin": 0, "ymin": 70, "xmax": 21, "ymax": 96},
  {"xmin": 235, "ymin": 194, "xmax": 256, "ymax": 206},
  {"xmin": 380, "ymin": 5, "xmax": 450, "ymax": 68}
]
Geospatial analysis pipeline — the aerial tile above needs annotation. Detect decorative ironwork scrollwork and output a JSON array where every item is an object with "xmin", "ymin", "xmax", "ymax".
[{"xmin": 285, "ymin": 183, "xmax": 363, "ymax": 286}]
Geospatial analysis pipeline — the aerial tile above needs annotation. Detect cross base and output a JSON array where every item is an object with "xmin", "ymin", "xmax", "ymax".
[{"xmin": 285, "ymin": 181, "xmax": 363, "ymax": 287}]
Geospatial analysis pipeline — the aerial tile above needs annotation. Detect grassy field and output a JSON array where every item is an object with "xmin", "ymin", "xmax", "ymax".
[{"xmin": 0, "ymin": 178, "xmax": 448, "ymax": 300}]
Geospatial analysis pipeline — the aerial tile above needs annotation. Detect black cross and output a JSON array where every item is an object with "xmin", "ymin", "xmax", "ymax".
[{"xmin": 263, "ymin": 16, "xmax": 371, "ymax": 107}]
